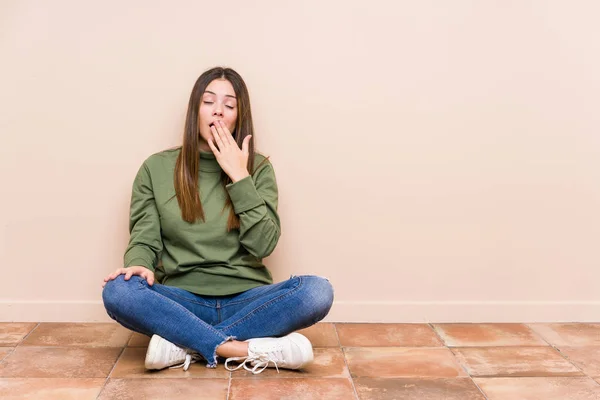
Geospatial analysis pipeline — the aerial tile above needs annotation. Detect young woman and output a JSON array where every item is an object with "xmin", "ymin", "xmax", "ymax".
[{"xmin": 101, "ymin": 67, "xmax": 334, "ymax": 374}]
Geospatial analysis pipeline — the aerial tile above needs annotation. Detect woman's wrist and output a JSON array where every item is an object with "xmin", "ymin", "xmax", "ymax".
[{"xmin": 230, "ymin": 170, "xmax": 250, "ymax": 183}]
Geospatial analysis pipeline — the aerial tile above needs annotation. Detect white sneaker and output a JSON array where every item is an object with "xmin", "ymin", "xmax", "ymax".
[
  {"xmin": 145, "ymin": 334, "xmax": 201, "ymax": 371},
  {"xmin": 225, "ymin": 332, "xmax": 314, "ymax": 374}
]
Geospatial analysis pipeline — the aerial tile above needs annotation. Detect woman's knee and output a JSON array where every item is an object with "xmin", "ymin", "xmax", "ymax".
[
  {"xmin": 102, "ymin": 275, "xmax": 144, "ymax": 312},
  {"xmin": 301, "ymin": 275, "xmax": 334, "ymax": 320}
]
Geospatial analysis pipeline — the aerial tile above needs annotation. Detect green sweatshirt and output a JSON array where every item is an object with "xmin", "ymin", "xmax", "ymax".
[{"xmin": 123, "ymin": 148, "xmax": 280, "ymax": 296}]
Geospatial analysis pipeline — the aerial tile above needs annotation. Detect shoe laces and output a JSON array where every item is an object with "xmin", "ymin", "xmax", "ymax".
[
  {"xmin": 225, "ymin": 347, "xmax": 283, "ymax": 374},
  {"xmin": 168, "ymin": 348, "xmax": 202, "ymax": 371}
]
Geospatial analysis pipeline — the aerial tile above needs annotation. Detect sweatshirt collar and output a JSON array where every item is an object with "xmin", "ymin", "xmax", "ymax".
[{"xmin": 199, "ymin": 150, "xmax": 222, "ymax": 172}]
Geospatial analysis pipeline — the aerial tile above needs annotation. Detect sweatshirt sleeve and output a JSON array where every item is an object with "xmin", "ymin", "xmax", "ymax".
[
  {"xmin": 226, "ymin": 160, "xmax": 281, "ymax": 259},
  {"xmin": 123, "ymin": 162, "xmax": 163, "ymax": 271}
]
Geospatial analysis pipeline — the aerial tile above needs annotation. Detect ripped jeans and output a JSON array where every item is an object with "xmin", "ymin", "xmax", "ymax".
[{"xmin": 102, "ymin": 274, "xmax": 334, "ymax": 368}]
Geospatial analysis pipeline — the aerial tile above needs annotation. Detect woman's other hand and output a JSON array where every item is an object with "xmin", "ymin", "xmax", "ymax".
[{"xmin": 102, "ymin": 266, "xmax": 155, "ymax": 288}]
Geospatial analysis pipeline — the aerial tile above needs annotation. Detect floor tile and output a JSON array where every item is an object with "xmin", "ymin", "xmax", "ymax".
[
  {"xmin": 0, "ymin": 347, "xmax": 121, "ymax": 378},
  {"xmin": 474, "ymin": 377, "xmax": 600, "ymax": 399},
  {"xmin": 433, "ymin": 324, "xmax": 547, "ymax": 347},
  {"xmin": 98, "ymin": 378, "xmax": 228, "ymax": 400},
  {"xmin": 231, "ymin": 348, "xmax": 349, "ymax": 378},
  {"xmin": 22, "ymin": 323, "xmax": 131, "ymax": 347},
  {"xmin": 452, "ymin": 347, "xmax": 583, "ymax": 377},
  {"xmin": 0, "ymin": 378, "xmax": 105, "ymax": 400},
  {"xmin": 127, "ymin": 332, "xmax": 150, "ymax": 347},
  {"xmin": 354, "ymin": 377, "xmax": 486, "ymax": 400},
  {"xmin": 0, "ymin": 348, "xmax": 14, "ymax": 362},
  {"xmin": 110, "ymin": 347, "xmax": 229, "ymax": 379},
  {"xmin": 0, "ymin": 323, "xmax": 37, "ymax": 346},
  {"xmin": 336, "ymin": 324, "xmax": 443, "ymax": 347},
  {"xmin": 229, "ymin": 378, "xmax": 356, "ymax": 400},
  {"xmin": 558, "ymin": 347, "xmax": 600, "ymax": 377},
  {"xmin": 528, "ymin": 324, "xmax": 600, "ymax": 347},
  {"xmin": 297, "ymin": 323, "xmax": 339, "ymax": 347},
  {"xmin": 345, "ymin": 347, "xmax": 467, "ymax": 378}
]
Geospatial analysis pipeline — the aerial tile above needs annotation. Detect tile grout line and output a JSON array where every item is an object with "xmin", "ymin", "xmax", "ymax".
[
  {"xmin": 0, "ymin": 347, "xmax": 16, "ymax": 364},
  {"xmin": 426, "ymin": 322, "xmax": 446, "ymax": 347},
  {"xmin": 449, "ymin": 353, "xmax": 490, "ymax": 400},
  {"xmin": 226, "ymin": 370, "xmax": 232, "ymax": 400},
  {"xmin": 524, "ymin": 323, "xmax": 556, "ymax": 349},
  {"xmin": 428, "ymin": 323, "xmax": 490, "ymax": 400},
  {"xmin": 0, "ymin": 322, "xmax": 41, "ymax": 366},
  {"xmin": 95, "ymin": 345, "xmax": 126, "ymax": 400},
  {"xmin": 334, "ymin": 323, "xmax": 360, "ymax": 400},
  {"xmin": 18, "ymin": 322, "xmax": 40, "ymax": 346},
  {"xmin": 461, "ymin": 373, "xmax": 592, "ymax": 378},
  {"xmin": 124, "ymin": 331, "xmax": 134, "ymax": 349},
  {"xmin": 332, "ymin": 322, "xmax": 342, "ymax": 348},
  {"xmin": 525, "ymin": 323, "xmax": 598, "ymax": 385}
]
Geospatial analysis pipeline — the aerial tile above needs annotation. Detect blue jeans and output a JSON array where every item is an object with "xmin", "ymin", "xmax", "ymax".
[{"xmin": 102, "ymin": 274, "xmax": 334, "ymax": 367}]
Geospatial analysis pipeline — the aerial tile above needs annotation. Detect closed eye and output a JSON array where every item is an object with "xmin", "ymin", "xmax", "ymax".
[{"xmin": 203, "ymin": 101, "xmax": 235, "ymax": 110}]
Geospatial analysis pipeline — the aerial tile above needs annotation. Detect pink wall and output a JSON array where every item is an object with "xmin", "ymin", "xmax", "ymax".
[{"xmin": 1, "ymin": 0, "xmax": 599, "ymax": 322}]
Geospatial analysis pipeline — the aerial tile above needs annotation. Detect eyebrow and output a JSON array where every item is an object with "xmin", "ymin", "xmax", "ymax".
[{"xmin": 204, "ymin": 90, "xmax": 237, "ymax": 99}]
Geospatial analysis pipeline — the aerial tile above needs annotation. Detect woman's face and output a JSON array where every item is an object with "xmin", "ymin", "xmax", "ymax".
[{"xmin": 198, "ymin": 79, "xmax": 238, "ymax": 149}]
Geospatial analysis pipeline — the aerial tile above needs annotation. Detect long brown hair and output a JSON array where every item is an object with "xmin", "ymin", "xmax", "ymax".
[{"xmin": 174, "ymin": 67, "xmax": 257, "ymax": 230}]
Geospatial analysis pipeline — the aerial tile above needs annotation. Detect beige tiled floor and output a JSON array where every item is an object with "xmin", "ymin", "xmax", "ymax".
[{"xmin": 1, "ymin": 322, "xmax": 600, "ymax": 399}]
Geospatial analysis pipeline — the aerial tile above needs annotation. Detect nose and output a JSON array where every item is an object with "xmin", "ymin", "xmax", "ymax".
[{"xmin": 212, "ymin": 103, "xmax": 223, "ymax": 117}]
